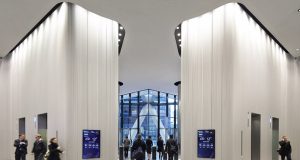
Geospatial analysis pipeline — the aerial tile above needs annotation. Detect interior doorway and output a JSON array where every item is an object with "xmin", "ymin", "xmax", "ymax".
[
  {"xmin": 19, "ymin": 117, "xmax": 25, "ymax": 135},
  {"xmin": 272, "ymin": 117, "xmax": 279, "ymax": 160},
  {"xmin": 251, "ymin": 113, "xmax": 261, "ymax": 160},
  {"xmin": 38, "ymin": 113, "xmax": 48, "ymax": 143}
]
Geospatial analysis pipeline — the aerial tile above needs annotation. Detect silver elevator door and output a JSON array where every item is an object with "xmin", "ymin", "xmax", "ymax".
[
  {"xmin": 251, "ymin": 113, "xmax": 261, "ymax": 160},
  {"xmin": 272, "ymin": 118, "xmax": 279, "ymax": 160}
]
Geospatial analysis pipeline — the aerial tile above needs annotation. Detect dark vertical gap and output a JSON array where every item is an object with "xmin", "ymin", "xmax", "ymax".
[
  {"xmin": 129, "ymin": 93, "xmax": 132, "ymax": 117},
  {"xmin": 137, "ymin": 91, "xmax": 140, "ymax": 134},
  {"xmin": 174, "ymin": 95, "xmax": 177, "ymax": 129},
  {"xmin": 158, "ymin": 91, "xmax": 161, "ymax": 139},
  {"xmin": 166, "ymin": 94, "xmax": 169, "ymax": 117},
  {"xmin": 147, "ymin": 89, "xmax": 150, "ymax": 137},
  {"xmin": 121, "ymin": 95, "xmax": 124, "ymax": 135}
]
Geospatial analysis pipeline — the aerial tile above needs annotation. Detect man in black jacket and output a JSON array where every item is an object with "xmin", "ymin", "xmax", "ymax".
[
  {"xmin": 279, "ymin": 136, "xmax": 292, "ymax": 160},
  {"xmin": 31, "ymin": 134, "xmax": 47, "ymax": 160},
  {"xmin": 131, "ymin": 134, "xmax": 146, "ymax": 160},
  {"xmin": 14, "ymin": 134, "xmax": 28, "ymax": 160},
  {"xmin": 165, "ymin": 135, "xmax": 178, "ymax": 160}
]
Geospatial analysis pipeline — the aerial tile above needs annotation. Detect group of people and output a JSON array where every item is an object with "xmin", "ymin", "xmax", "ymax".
[
  {"xmin": 14, "ymin": 134, "xmax": 63, "ymax": 160},
  {"xmin": 123, "ymin": 134, "xmax": 178, "ymax": 160}
]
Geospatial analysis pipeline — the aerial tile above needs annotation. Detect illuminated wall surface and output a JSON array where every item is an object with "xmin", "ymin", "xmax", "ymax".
[
  {"xmin": 181, "ymin": 3, "xmax": 300, "ymax": 160},
  {"xmin": 119, "ymin": 89, "xmax": 179, "ymax": 145},
  {"xmin": 0, "ymin": 3, "xmax": 119, "ymax": 160}
]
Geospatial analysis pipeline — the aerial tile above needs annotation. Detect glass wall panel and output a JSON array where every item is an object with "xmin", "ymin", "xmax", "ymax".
[{"xmin": 119, "ymin": 89, "xmax": 178, "ymax": 146}]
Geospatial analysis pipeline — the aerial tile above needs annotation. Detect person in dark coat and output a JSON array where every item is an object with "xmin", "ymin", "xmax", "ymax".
[
  {"xmin": 131, "ymin": 134, "xmax": 146, "ymax": 160},
  {"xmin": 157, "ymin": 136, "xmax": 164, "ymax": 160},
  {"xmin": 278, "ymin": 136, "xmax": 292, "ymax": 160},
  {"xmin": 47, "ymin": 138, "xmax": 63, "ymax": 160},
  {"xmin": 31, "ymin": 134, "xmax": 47, "ymax": 160},
  {"xmin": 14, "ymin": 134, "xmax": 28, "ymax": 160},
  {"xmin": 145, "ymin": 136, "xmax": 153, "ymax": 160},
  {"xmin": 123, "ymin": 136, "xmax": 131, "ymax": 159},
  {"xmin": 165, "ymin": 135, "xmax": 178, "ymax": 160}
]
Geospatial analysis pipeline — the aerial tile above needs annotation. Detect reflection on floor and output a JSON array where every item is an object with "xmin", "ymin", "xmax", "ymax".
[{"xmin": 121, "ymin": 151, "xmax": 178, "ymax": 160}]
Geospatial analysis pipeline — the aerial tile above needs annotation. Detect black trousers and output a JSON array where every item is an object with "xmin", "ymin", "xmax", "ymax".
[
  {"xmin": 281, "ymin": 153, "xmax": 292, "ymax": 160},
  {"xmin": 15, "ymin": 153, "xmax": 26, "ymax": 160},
  {"xmin": 158, "ymin": 151, "xmax": 163, "ymax": 159},
  {"xmin": 168, "ymin": 154, "xmax": 174, "ymax": 160},
  {"xmin": 34, "ymin": 153, "xmax": 45, "ymax": 160},
  {"xmin": 124, "ymin": 147, "xmax": 129, "ymax": 158}
]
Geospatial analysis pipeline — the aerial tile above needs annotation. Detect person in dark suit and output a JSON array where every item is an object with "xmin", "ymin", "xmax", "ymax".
[
  {"xmin": 165, "ymin": 135, "xmax": 178, "ymax": 160},
  {"xmin": 157, "ymin": 136, "xmax": 164, "ymax": 160},
  {"xmin": 14, "ymin": 134, "xmax": 28, "ymax": 160},
  {"xmin": 146, "ymin": 136, "xmax": 153, "ymax": 160},
  {"xmin": 131, "ymin": 134, "xmax": 146, "ymax": 160},
  {"xmin": 31, "ymin": 134, "xmax": 47, "ymax": 160},
  {"xmin": 47, "ymin": 138, "xmax": 63, "ymax": 160},
  {"xmin": 279, "ymin": 136, "xmax": 292, "ymax": 160}
]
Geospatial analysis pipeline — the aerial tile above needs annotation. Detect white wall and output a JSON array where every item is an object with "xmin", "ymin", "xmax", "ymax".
[
  {"xmin": 0, "ymin": 3, "xmax": 118, "ymax": 160},
  {"xmin": 0, "ymin": 58, "xmax": 11, "ymax": 160},
  {"xmin": 286, "ymin": 59, "xmax": 300, "ymax": 159},
  {"xmin": 66, "ymin": 4, "xmax": 119, "ymax": 160},
  {"xmin": 181, "ymin": 3, "xmax": 299, "ymax": 160}
]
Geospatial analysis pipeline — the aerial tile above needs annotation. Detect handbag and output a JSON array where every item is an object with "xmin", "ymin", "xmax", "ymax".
[{"xmin": 44, "ymin": 150, "xmax": 50, "ymax": 159}]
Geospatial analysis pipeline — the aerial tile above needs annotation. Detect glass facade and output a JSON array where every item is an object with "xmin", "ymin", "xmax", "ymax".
[{"xmin": 119, "ymin": 89, "xmax": 179, "ymax": 146}]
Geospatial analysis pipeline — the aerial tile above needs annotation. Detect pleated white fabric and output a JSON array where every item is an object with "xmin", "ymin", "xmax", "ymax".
[
  {"xmin": 0, "ymin": 3, "xmax": 118, "ymax": 160},
  {"xmin": 181, "ymin": 3, "xmax": 300, "ymax": 160}
]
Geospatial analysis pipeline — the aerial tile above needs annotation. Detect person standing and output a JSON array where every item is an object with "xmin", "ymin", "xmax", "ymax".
[
  {"xmin": 165, "ymin": 135, "xmax": 178, "ymax": 160},
  {"xmin": 157, "ymin": 136, "xmax": 164, "ymax": 160},
  {"xmin": 131, "ymin": 134, "xmax": 146, "ymax": 160},
  {"xmin": 278, "ymin": 136, "xmax": 292, "ymax": 160},
  {"xmin": 47, "ymin": 138, "xmax": 63, "ymax": 160},
  {"xmin": 14, "ymin": 134, "xmax": 28, "ymax": 160},
  {"xmin": 31, "ymin": 134, "xmax": 47, "ymax": 160},
  {"xmin": 146, "ymin": 136, "xmax": 153, "ymax": 160},
  {"xmin": 123, "ymin": 136, "xmax": 131, "ymax": 159}
]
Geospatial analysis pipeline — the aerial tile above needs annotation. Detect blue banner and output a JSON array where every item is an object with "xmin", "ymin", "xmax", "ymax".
[
  {"xmin": 198, "ymin": 129, "xmax": 215, "ymax": 158},
  {"xmin": 82, "ymin": 130, "xmax": 101, "ymax": 159}
]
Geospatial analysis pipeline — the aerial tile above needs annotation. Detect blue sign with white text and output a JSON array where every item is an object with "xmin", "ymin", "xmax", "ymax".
[
  {"xmin": 198, "ymin": 129, "xmax": 215, "ymax": 158},
  {"xmin": 82, "ymin": 130, "xmax": 101, "ymax": 159}
]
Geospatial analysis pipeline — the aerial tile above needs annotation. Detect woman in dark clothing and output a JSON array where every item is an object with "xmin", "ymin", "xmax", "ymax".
[
  {"xmin": 146, "ymin": 136, "xmax": 153, "ymax": 160},
  {"xmin": 157, "ymin": 136, "xmax": 164, "ymax": 160},
  {"xmin": 47, "ymin": 138, "xmax": 63, "ymax": 160}
]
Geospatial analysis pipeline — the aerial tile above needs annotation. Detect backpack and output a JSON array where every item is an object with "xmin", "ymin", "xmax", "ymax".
[
  {"xmin": 133, "ymin": 146, "xmax": 144, "ymax": 159},
  {"xmin": 170, "ymin": 141, "xmax": 177, "ymax": 153}
]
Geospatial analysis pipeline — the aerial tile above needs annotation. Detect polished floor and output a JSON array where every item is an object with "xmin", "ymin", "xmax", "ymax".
[{"xmin": 121, "ymin": 151, "xmax": 178, "ymax": 160}]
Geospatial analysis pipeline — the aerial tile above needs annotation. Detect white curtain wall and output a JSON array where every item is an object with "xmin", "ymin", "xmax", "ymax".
[
  {"xmin": 181, "ymin": 3, "xmax": 300, "ymax": 160},
  {"xmin": 0, "ymin": 3, "xmax": 118, "ymax": 160}
]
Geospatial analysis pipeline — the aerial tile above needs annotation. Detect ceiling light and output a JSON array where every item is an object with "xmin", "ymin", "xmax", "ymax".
[
  {"xmin": 119, "ymin": 33, "xmax": 122, "ymax": 36},
  {"xmin": 118, "ymin": 39, "xmax": 121, "ymax": 42},
  {"xmin": 176, "ymin": 27, "xmax": 180, "ymax": 30},
  {"xmin": 177, "ymin": 33, "xmax": 181, "ymax": 37},
  {"xmin": 296, "ymin": 48, "xmax": 300, "ymax": 51},
  {"xmin": 179, "ymin": 39, "xmax": 181, "ymax": 42},
  {"xmin": 120, "ymin": 26, "xmax": 124, "ymax": 30},
  {"xmin": 298, "ymin": 9, "xmax": 300, "ymax": 12}
]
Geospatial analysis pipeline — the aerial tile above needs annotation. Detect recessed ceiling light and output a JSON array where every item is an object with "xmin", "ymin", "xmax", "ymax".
[
  {"xmin": 177, "ymin": 33, "xmax": 181, "ymax": 37},
  {"xmin": 120, "ymin": 26, "xmax": 124, "ymax": 30}
]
